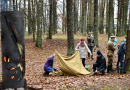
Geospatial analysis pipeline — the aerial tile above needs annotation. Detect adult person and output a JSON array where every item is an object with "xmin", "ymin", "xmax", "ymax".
[
  {"xmin": 107, "ymin": 36, "xmax": 117, "ymax": 73},
  {"xmin": 75, "ymin": 39, "xmax": 92, "ymax": 67},
  {"xmin": 43, "ymin": 53, "xmax": 57, "ymax": 76},
  {"xmin": 92, "ymin": 50, "xmax": 106, "ymax": 76},
  {"xmin": 87, "ymin": 32, "xmax": 96, "ymax": 59},
  {"xmin": 109, "ymin": 33, "xmax": 117, "ymax": 46},
  {"xmin": 117, "ymin": 36, "xmax": 127, "ymax": 69}
]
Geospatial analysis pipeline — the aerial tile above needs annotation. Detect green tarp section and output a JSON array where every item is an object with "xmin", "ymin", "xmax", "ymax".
[{"xmin": 55, "ymin": 51, "xmax": 93, "ymax": 76}]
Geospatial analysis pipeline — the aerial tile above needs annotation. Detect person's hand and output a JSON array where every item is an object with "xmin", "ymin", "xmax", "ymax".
[
  {"xmin": 90, "ymin": 53, "xmax": 92, "ymax": 56},
  {"xmin": 95, "ymin": 70, "xmax": 98, "ymax": 73}
]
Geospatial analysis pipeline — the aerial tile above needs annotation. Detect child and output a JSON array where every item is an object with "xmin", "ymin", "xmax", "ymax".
[
  {"xmin": 75, "ymin": 39, "xmax": 92, "ymax": 67},
  {"xmin": 43, "ymin": 53, "xmax": 57, "ymax": 76}
]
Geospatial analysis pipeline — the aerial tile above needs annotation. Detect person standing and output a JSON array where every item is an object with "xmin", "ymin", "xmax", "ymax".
[
  {"xmin": 107, "ymin": 36, "xmax": 117, "ymax": 73},
  {"xmin": 109, "ymin": 33, "xmax": 117, "ymax": 46},
  {"xmin": 75, "ymin": 39, "xmax": 92, "ymax": 67},
  {"xmin": 92, "ymin": 50, "xmax": 106, "ymax": 76},
  {"xmin": 87, "ymin": 32, "xmax": 96, "ymax": 59},
  {"xmin": 117, "ymin": 36, "xmax": 127, "ymax": 69}
]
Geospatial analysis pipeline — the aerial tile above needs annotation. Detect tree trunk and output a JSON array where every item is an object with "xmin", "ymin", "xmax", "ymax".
[
  {"xmin": 48, "ymin": 0, "xmax": 53, "ymax": 39},
  {"xmin": 62, "ymin": 0, "xmax": 65, "ymax": 34},
  {"xmin": 28, "ymin": 0, "xmax": 32, "ymax": 35},
  {"xmin": 108, "ymin": 0, "xmax": 114, "ymax": 39},
  {"xmin": 99, "ymin": 0, "xmax": 105, "ymax": 34},
  {"xmin": 80, "ymin": 0, "xmax": 82, "ymax": 33},
  {"xmin": 74, "ymin": 0, "xmax": 78, "ymax": 34},
  {"xmin": 106, "ymin": 0, "xmax": 109, "ymax": 34},
  {"xmin": 67, "ymin": 0, "xmax": 74, "ymax": 55},
  {"xmin": 124, "ymin": 30, "xmax": 130, "ymax": 73},
  {"xmin": 53, "ymin": 0, "xmax": 57, "ymax": 34},
  {"xmin": 124, "ymin": 0, "xmax": 129, "ymax": 34},
  {"xmin": 117, "ymin": 0, "xmax": 121, "ymax": 36},
  {"xmin": 32, "ymin": 0, "xmax": 36, "ymax": 42},
  {"xmin": 82, "ymin": 0, "xmax": 86, "ymax": 35},
  {"xmin": 24, "ymin": 0, "xmax": 26, "ymax": 32},
  {"xmin": 35, "ymin": 0, "xmax": 42, "ymax": 49},
  {"xmin": 94, "ymin": 0, "xmax": 98, "ymax": 47}
]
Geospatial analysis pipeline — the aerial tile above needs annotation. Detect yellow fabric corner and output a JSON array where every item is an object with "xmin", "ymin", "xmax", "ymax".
[{"xmin": 55, "ymin": 50, "xmax": 93, "ymax": 76}]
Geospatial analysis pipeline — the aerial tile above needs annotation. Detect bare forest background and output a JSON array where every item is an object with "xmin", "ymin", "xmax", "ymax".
[{"xmin": 0, "ymin": 0, "xmax": 130, "ymax": 55}]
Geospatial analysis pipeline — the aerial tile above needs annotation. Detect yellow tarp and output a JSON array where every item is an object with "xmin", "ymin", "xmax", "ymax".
[{"xmin": 55, "ymin": 51, "xmax": 93, "ymax": 76}]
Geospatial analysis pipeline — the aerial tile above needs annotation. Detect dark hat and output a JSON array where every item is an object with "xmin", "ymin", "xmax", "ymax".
[{"xmin": 96, "ymin": 50, "xmax": 102, "ymax": 55}]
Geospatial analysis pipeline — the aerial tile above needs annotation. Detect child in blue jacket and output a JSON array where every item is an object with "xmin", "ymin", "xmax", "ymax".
[{"xmin": 43, "ymin": 53, "xmax": 57, "ymax": 76}]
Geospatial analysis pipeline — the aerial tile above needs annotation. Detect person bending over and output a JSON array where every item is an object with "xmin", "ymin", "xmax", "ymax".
[
  {"xmin": 92, "ymin": 50, "xmax": 106, "ymax": 76},
  {"xmin": 43, "ymin": 53, "xmax": 57, "ymax": 76}
]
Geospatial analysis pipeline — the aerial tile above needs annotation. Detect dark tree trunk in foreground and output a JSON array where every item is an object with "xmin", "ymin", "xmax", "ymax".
[
  {"xmin": 67, "ymin": 0, "xmax": 74, "ymax": 55},
  {"xmin": 124, "ymin": 30, "xmax": 130, "ymax": 73},
  {"xmin": 94, "ymin": 0, "xmax": 98, "ymax": 47}
]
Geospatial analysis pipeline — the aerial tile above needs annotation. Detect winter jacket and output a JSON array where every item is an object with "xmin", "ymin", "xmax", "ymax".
[
  {"xmin": 107, "ymin": 40, "xmax": 117, "ymax": 56},
  {"xmin": 109, "ymin": 37, "xmax": 117, "ymax": 45},
  {"xmin": 75, "ymin": 41, "xmax": 91, "ymax": 58},
  {"xmin": 44, "ymin": 55, "xmax": 54, "ymax": 71},
  {"xmin": 117, "ymin": 40, "xmax": 126, "ymax": 55},
  {"xmin": 87, "ymin": 36, "xmax": 95, "ymax": 47},
  {"xmin": 96, "ymin": 55, "xmax": 106, "ymax": 71}
]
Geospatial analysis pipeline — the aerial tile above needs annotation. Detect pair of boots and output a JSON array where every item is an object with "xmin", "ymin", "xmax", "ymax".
[
  {"xmin": 107, "ymin": 64, "xmax": 114, "ymax": 73},
  {"xmin": 43, "ymin": 71, "xmax": 49, "ymax": 76}
]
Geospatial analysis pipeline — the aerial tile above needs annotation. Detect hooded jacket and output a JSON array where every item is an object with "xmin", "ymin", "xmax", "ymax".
[
  {"xmin": 117, "ymin": 40, "xmax": 126, "ymax": 55},
  {"xmin": 96, "ymin": 55, "xmax": 106, "ymax": 71},
  {"xmin": 44, "ymin": 56, "xmax": 54, "ymax": 71}
]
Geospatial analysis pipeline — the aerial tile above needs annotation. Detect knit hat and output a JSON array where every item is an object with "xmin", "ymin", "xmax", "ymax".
[
  {"xmin": 96, "ymin": 50, "xmax": 102, "ymax": 55},
  {"xmin": 81, "ymin": 38, "xmax": 84, "ymax": 42}
]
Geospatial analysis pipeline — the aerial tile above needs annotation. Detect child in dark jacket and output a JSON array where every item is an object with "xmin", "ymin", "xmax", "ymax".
[
  {"xmin": 43, "ymin": 53, "xmax": 57, "ymax": 76},
  {"xmin": 92, "ymin": 50, "xmax": 106, "ymax": 76}
]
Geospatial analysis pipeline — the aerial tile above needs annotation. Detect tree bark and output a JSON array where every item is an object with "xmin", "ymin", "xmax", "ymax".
[
  {"xmin": 99, "ymin": 0, "xmax": 105, "ymax": 34},
  {"xmin": 48, "ymin": 0, "xmax": 53, "ymax": 39},
  {"xmin": 53, "ymin": 0, "xmax": 57, "ymax": 34},
  {"xmin": 106, "ymin": 0, "xmax": 109, "ymax": 34},
  {"xmin": 108, "ymin": 0, "xmax": 114, "ymax": 39},
  {"xmin": 28, "ymin": 0, "xmax": 32, "ymax": 35},
  {"xmin": 35, "ymin": 0, "xmax": 42, "ymax": 49},
  {"xmin": 62, "ymin": 0, "xmax": 65, "ymax": 34},
  {"xmin": 94, "ymin": 0, "xmax": 98, "ymax": 47},
  {"xmin": 67, "ymin": 0, "xmax": 74, "ymax": 55}
]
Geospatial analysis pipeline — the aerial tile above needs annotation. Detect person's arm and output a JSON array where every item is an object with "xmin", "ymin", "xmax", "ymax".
[
  {"xmin": 111, "ymin": 43, "xmax": 117, "ymax": 50},
  {"xmin": 114, "ymin": 37, "xmax": 117, "ymax": 43},
  {"xmin": 84, "ymin": 42, "xmax": 91, "ymax": 54},
  {"xmin": 75, "ymin": 42, "xmax": 80, "ymax": 51},
  {"xmin": 123, "ymin": 43, "xmax": 126, "ymax": 54}
]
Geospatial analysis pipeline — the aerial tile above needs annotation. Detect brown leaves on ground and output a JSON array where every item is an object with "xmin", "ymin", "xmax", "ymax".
[{"xmin": 0, "ymin": 33, "xmax": 130, "ymax": 90}]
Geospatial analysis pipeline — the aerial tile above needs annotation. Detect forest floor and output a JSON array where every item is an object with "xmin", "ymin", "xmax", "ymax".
[{"xmin": 0, "ymin": 31, "xmax": 130, "ymax": 90}]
